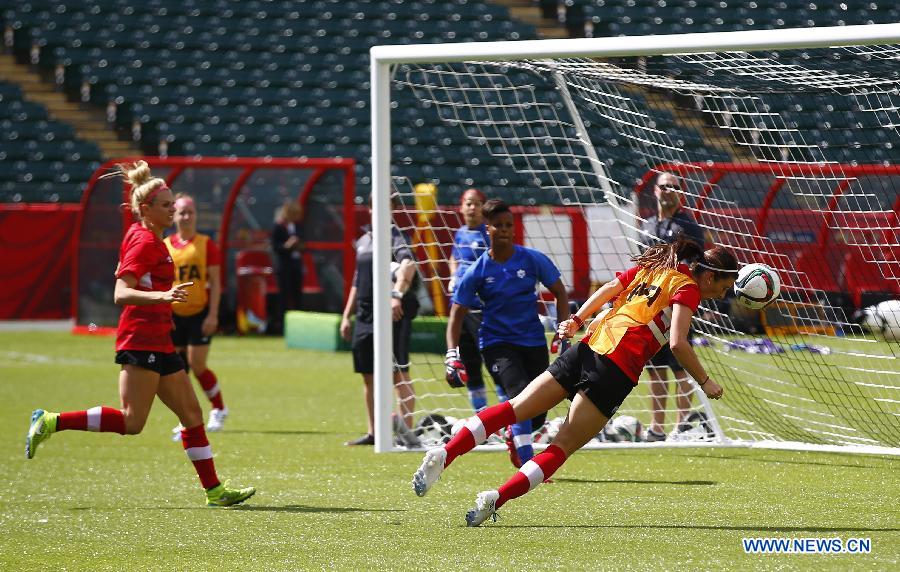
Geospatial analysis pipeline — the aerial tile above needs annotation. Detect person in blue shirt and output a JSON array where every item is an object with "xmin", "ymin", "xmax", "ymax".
[
  {"xmin": 444, "ymin": 199, "xmax": 569, "ymax": 468},
  {"xmin": 447, "ymin": 188, "xmax": 501, "ymax": 412}
]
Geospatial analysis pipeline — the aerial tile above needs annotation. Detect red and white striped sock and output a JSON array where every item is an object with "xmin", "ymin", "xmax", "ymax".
[
  {"xmin": 444, "ymin": 401, "xmax": 516, "ymax": 467},
  {"xmin": 180, "ymin": 424, "xmax": 221, "ymax": 489},
  {"xmin": 196, "ymin": 369, "xmax": 225, "ymax": 410},
  {"xmin": 57, "ymin": 407, "xmax": 125, "ymax": 434},
  {"xmin": 496, "ymin": 444, "xmax": 567, "ymax": 509}
]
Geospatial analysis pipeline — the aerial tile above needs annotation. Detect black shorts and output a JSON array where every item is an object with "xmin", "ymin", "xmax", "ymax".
[
  {"xmin": 172, "ymin": 307, "xmax": 212, "ymax": 347},
  {"xmin": 481, "ymin": 343, "xmax": 549, "ymax": 399},
  {"xmin": 547, "ymin": 342, "xmax": 636, "ymax": 418},
  {"xmin": 115, "ymin": 350, "xmax": 185, "ymax": 377},
  {"xmin": 647, "ymin": 344, "xmax": 683, "ymax": 373},
  {"xmin": 352, "ymin": 317, "xmax": 414, "ymax": 374}
]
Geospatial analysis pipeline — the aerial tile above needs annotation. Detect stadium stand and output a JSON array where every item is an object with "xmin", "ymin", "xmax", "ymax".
[
  {"xmin": 541, "ymin": 0, "xmax": 900, "ymax": 169},
  {"xmin": 1, "ymin": 0, "xmax": 897, "ymax": 205},
  {"xmin": 0, "ymin": 79, "xmax": 103, "ymax": 202},
  {"xmin": 550, "ymin": 0, "xmax": 900, "ymax": 39},
  {"xmin": 1, "ymin": 0, "xmax": 728, "ymax": 204}
]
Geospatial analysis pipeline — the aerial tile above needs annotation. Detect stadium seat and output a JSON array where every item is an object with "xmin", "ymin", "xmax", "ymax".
[
  {"xmin": 0, "ymin": 79, "xmax": 104, "ymax": 202},
  {"xmin": 7, "ymin": 0, "xmax": 898, "ymax": 205}
]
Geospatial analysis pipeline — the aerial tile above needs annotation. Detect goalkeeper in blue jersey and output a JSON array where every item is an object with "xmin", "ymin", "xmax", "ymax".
[
  {"xmin": 447, "ymin": 188, "xmax": 506, "ymax": 412},
  {"xmin": 444, "ymin": 199, "xmax": 569, "ymax": 468}
]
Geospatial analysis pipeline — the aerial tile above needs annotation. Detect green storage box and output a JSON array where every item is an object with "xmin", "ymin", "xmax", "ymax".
[
  {"xmin": 285, "ymin": 311, "xmax": 351, "ymax": 351},
  {"xmin": 285, "ymin": 311, "xmax": 448, "ymax": 354}
]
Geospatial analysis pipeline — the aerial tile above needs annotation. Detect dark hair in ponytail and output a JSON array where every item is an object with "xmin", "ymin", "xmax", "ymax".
[
  {"xmin": 631, "ymin": 236, "xmax": 703, "ymax": 272},
  {"xmin": 631, "ymin": 237, "xmax": 738, "ymax": 280}
]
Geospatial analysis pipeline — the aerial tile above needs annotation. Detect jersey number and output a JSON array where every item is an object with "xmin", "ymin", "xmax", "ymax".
[{"xmin": 626, "ymin": 282, "xmax": 662, "ymax": 307}]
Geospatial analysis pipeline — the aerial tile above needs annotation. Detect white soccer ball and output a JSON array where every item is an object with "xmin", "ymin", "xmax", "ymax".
[
  {"xmin": 533, "ymin": 416, "xmax": 565, "ymax": 444},
  {"xmin": 668, "ymin": 411, "xmax": 715, "ymax": 442},
  {"xmin": 414, "ymin": 414, "xmax": 455, "ymax": 447},
  {"xmin": 608, "ymin": 415, "xmax": 644, "ymax": 442},
  {"xmin": 860, "ymin": 300, "xmax": 900, "ymax": 341},
  {"xmin": 734, "ymin": 263, "xmax": 781, "ymax": 310}
]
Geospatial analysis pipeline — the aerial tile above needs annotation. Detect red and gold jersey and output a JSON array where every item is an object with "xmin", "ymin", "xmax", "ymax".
[
  {"xmin": 164, "ymin": 233, "xmax": 221, "ymax": 317},
  {"xmin": 583, "ymin": 264, "xmax": 700, "ymax": 382},
  {"xmin": 115, "ymin": 223, "xmax": 176, "ymax": 352}
]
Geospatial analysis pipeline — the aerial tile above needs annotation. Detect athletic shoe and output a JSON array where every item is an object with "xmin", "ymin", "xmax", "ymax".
[
  {"xmin": 345, "ymin": 433, "xmax": 375, "ymax": 446},
  {"xmin": 412, "ymin": 447, "xmax": 447, "ymax": 497},
  {"xmin": 465, "ymin": 490, "xmax": 500, "ymax": 527},
  {"xmin": 171, "ymin": 424, "xmax": 184, "ymax": 442},
  {"xmin": 25, "ymin": 409, "xmax": 57, "ymax": 459},
  {"xmin": 393, "ymin": 413, "xmax": 422, "ymax": 449},
  {"xmin": 504, "ymin": 425, "xmax": 522, "ymax": 468},
  {"xmin": 645, "ymin": 429, "xmax": 667, "ymax": 442},
  {"xmin": 206, "ymin": 482, "xmax": 256, "ymax": 507},
  {"xmin": 207, "ymin": 407, "xmax": 229, "ymax": 432}
]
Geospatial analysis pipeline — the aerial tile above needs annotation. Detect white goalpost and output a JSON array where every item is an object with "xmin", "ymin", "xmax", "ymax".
[{"xmin": 370, "ymin": 24, "xmax": 900, "ymax": 454}]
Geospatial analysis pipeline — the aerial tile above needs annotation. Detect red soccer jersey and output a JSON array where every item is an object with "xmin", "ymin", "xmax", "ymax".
[
  {"xmin": 583, "ymin": 264, "xmax": 701, "ymax": 382},
  {"xmin": 115, "ymin": 223, "xmax": 176, "ymax": 352}
]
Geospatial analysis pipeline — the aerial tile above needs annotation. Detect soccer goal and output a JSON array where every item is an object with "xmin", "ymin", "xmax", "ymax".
[{"xmin": 370, "ymin": 24, "xmax": 900, "ymax": 455}]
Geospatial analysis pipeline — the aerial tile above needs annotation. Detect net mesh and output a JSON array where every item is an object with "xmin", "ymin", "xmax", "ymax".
[{"xmin": 383, "ymin": 44, "xmax": 899, "ymax": 452}]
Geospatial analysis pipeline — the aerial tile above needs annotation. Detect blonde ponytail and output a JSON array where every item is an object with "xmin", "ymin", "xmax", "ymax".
[{"xmin": 101, "ymin": 160, "xmax": 168, "ymax": 219}]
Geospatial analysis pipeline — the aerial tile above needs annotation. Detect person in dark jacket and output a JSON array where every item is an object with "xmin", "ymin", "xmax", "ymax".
[
  {"xmin": 640, "ymin": 171, "xmax": 706, "ymax": 441},
  {"xmin": 272, "ymin": 200, "xmax": 305, "ymax": 314}
]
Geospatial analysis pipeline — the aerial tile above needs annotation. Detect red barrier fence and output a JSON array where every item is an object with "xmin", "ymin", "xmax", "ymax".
[{"xmin": 0, "ymin": 204, "xmax": 79, "ymax": 319}]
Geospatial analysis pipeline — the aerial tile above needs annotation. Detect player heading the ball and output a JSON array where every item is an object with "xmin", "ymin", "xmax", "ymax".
[{"xmin": 414, "ymin": 237, "xmax": 737, "ymax": 526}]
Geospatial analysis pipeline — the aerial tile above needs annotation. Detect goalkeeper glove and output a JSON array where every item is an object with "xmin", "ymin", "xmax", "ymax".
[
  {"xmin": 444, "ymin": 347, "xmax": 468, "ymax": 388},
  {"xmin": 550, "ymin": 334, "xmax": 571, "ymax": 355}
]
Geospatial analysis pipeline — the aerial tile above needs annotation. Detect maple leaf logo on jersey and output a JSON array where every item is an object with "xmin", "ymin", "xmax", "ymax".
[{"xmin": 516, "ymin": 269, "xmax": 526, "ymax": 278}]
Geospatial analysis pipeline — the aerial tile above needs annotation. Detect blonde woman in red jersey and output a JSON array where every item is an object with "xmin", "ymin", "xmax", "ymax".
[
  {"xmin": 412, "ymin": 237, "xmax": 737, "ymax": 526},
  {"xmin": 25, "ymin": 161, "xmax": 255, "ymax": 507},
  {"xmin": 165, "ymin": 193, "xmax": 229, "ymax": 436}
]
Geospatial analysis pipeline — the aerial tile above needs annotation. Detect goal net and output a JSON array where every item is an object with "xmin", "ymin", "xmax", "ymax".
[{"xmin": 370, "ymin": 25, "xmax": 900, "ymax": 454}]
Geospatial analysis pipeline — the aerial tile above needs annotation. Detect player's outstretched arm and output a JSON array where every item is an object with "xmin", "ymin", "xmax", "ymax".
[
  {"xmin": 558, "ymin": 277, "xmax": 623, "ymax": 339},
  {"xmin": 669, "ymin": 304, "xmax": 723, "ymax": 400},
  {"xmin": 114, "ymin": 275, "xmax": 192, "ymax": 306}
]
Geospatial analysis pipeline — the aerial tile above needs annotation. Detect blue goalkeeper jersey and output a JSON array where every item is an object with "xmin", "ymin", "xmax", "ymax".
[
  {"xmin": 452, "ymin": 224, "xmax": 490, "ymax": 279},
  {"xmin": 453, "ymin": 245, "xmax": 561, "ymax": 349},
  {"xmin": 452, "ymin": 223, "xmax": 490, "ymax": 310}
]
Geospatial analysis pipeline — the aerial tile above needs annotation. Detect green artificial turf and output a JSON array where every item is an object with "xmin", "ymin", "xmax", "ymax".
[{"xmin": 1, "ymin": 332, "xmax": 897, "ymax": 571}]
